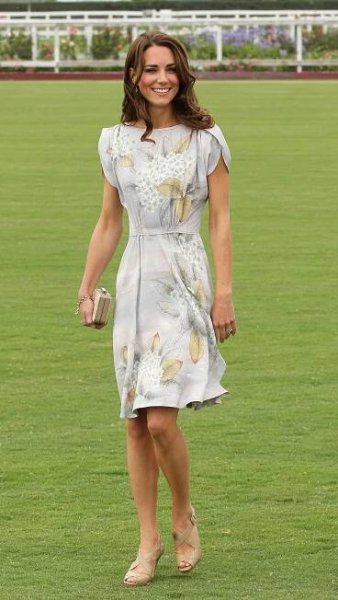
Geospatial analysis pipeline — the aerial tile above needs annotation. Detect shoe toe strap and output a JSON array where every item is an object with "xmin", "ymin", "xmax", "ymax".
[
  {"xmin": 124, "ymin": 556, "xmax": 152, "ymax": 579},
  {"xmin": 175, "ymin": 546, "xmax": 197, "ymax": 563}
]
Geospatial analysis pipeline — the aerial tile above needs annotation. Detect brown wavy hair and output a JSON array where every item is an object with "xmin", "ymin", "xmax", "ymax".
[{"xmin": 121, "ymin": 31, "xmax": 214, "ymax": 141}]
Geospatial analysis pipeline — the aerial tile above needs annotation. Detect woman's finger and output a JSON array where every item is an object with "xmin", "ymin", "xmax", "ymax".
[
  {"xmin": 79, "ymin": 300, "xmax": 93, "ymax": 326},
  {"xmin": 225, "ymin": 319, "xmax": 236, "ymax": 337},
  {"xmin": 217, "ymin": 325, "xmax": 226, "ymax": 343},
  {"xmin": 224, "ymin": 328, "xmax": 232, "ymax": 340}
]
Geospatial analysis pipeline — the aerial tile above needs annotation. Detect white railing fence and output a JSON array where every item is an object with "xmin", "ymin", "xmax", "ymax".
[{"xmin": 0, "ymin": 10, "xmax": 337, "ymax": 73}]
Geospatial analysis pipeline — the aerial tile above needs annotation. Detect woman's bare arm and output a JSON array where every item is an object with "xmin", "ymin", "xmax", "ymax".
[
  {"xmin": 78, "ymin": 177, "xmax": 123, "ymax": 325},
  {"xmin": 207, "ymin": 156, "xmax": 236, "ymax": 342}
]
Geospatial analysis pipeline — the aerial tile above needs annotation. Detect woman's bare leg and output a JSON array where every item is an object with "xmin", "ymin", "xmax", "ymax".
[
  {"xmin": 125, "ymin": 409, "xmax": 161, "ymax": 582},
  {"xmin": 146, "ymin": 407, "xmax": 194, "ymax": 567}
]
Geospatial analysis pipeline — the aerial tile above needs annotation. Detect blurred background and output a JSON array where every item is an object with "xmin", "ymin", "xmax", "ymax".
[{"xmin": 1, "ymin": 0, "xmax": 338, "ymax": 75}]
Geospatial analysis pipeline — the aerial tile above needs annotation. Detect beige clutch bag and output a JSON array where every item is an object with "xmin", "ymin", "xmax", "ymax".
[{"xmin": 92, "ymin": 287, "xmax": 112, "ymax": 327}]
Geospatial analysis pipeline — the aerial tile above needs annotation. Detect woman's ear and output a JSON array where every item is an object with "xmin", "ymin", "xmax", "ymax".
[{"xmin": 129, "ymin": 68, "xmax": 136, "ymax": 85}]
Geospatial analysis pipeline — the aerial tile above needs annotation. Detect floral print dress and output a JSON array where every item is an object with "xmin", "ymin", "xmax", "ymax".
[{"xmin": 98, "ymin": 123, "xmax": 231, "ymax": 419}]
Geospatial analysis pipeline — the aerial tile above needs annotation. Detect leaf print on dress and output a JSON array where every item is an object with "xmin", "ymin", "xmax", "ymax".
[
  {"xmin": 137, "ymin": 333, "xmax": 183, "ymax": 394},
  {"xmin": 175, "ymin": 134, "xmax": 192, "ymax": 154},
  {"xmin": 119, "ymin": 345, "xmax": 140, "ymax": 408},
  {"xmin": 119, "ymin": 154, "xmax": 134, "ymax": 167},
  {"xmin": 118, "ymin": 333, "xmax": 183, "ymax": 410},
  {"xmin": 107, "ymin": 126, "xmax": 135, "ymax": 168},
  {"xmin": 153, "ymin": 281, "xmax": 207, "ymax": 363},
  {"xmin": 174, "ymin": 196, "xmax": 192, "ymax": 223},
  {"xmin": 153, "ymin": 265, "xmax": 208, "ymax": 337},
  {"xmin": 174, "ymin": 234, "xmax": 207, "ymax": 276},
  {"xmin": 189, "ymin": 329, "xmax": 204, "ymax": 364},
  {"xmin": 158, "ymin": 178, "xmax": 192, "ymax": 223},
  {"xmin": 157, "ymin": 178, "xmax": 182, "ymax": 198},
  {"xmin": 134, "ymin": 135, "xmax": 194, "ymax": 217},
  {"xmin": 193, "ymin": 279, "xmax": 206, "ymax": 306},
  {"xmin": 161, "ymin": 358, "xmax": 183, "ymax": 381},
  {"xmin": 152, "ymin": 256, "xmax": 219, "ymax": 368}
]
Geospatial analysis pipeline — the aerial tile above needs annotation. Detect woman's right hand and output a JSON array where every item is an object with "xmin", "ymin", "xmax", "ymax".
[{"xmin": 79, "ymin": 298, "xmax": 94, "ymax": 327}]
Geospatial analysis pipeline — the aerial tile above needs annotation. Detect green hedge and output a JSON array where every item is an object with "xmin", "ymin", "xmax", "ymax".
[
  {"xmin": 1, "ymin": 25, "xmax": 338, "ymax": 68},
  {"xmin": 91, "ymin": 28, "xmax": 128, "ymax": 60},
  {"xmin": 0, "ymin": 32, "xmax": 32, "ymax": 59}
]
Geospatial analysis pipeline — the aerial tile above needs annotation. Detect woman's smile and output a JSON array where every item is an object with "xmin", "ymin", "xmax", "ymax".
[{"xmin": 152, "ymin": 87, "xmax": 171, "ymax": 94}]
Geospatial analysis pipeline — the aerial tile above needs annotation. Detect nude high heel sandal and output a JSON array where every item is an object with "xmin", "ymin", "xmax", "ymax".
[
  {"xmin": 123, "ymin": 535, "xmax": 164, "ymax": 587},
  {"xmin": 172, "ymin": 507, "xmax": 202, "ymax": 572}
]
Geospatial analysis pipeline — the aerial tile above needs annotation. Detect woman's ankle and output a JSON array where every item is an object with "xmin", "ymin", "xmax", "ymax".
[
  {"xmin": 172, "ymin": 504, "xmax": 192, "ymax": 529},
  {"xmin": 139, "ymin": 530, "xmax": 161, "ymax": 549}
]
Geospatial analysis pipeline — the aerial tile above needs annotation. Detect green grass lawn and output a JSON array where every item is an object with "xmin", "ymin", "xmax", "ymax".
[{"xmin": 1, "ymin": 80, "xmax": 337, "ymax": 599}]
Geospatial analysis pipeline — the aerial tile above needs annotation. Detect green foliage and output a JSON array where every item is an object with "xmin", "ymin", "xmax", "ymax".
[
  {"xmin": 38, "ymin": 37, "xmax": 53, "ymax": 59},
  {"xmin": 60, "ymin": 34, "xmax": 87, "ymax": 59},
  {"xmin": 304, "ymin": 25, "xmax": 338, "ymax": 51},
  {"xmin": 0, "ymin": 37, "xmax": 10, "ymax": 58},
  {"xmin": 91, "ymin": 27, "xmax": 128, "ymax": 60},
  {"xmin": 13, "ymin": 32, "xmax": 32, "ymax": 59},
  {"xmin": 1, "ymin": 80, "xmax": 338, "ymax": 599},
  {"xmin": 37, "ymin": 33, "xmax": 88, "ymax": 60},
  {"xmin": 0, "ymin": 31, "xmax": 32, "ymax": 59},
  {"xmin": 222, "ymin": 42, "xmax": 281, "ymax": 58},
  {"xmin": 1, "ymin": 24, "xmax": 338, "ymax": 69},
  {"xmin": 182, "ymin": 36, "xmax": 217, "ymax": 60},
  {"xmin": 190, "ymin": 41, "xmax": 216, "ymax": 60}
]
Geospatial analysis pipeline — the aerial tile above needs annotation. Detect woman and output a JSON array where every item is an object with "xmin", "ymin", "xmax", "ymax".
[{"xmin": 77, "ymin": 31, "xmax": 236, "ymax": 586}]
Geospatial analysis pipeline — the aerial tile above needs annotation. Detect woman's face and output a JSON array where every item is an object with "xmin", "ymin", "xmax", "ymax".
[{"xmin": 135, "ymin": 45, "xmax": 180, "ymax": 109}]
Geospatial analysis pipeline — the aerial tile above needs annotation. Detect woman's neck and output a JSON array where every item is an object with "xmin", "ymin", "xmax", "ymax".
[{"xmin": 140, "ymin": 106, "xmax": 180, "ymax": 129}]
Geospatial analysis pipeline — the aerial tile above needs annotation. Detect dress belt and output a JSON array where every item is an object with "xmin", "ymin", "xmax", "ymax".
[{"xmin": 129, "ymin": 229, "xmax": 199, "ymax": 237}]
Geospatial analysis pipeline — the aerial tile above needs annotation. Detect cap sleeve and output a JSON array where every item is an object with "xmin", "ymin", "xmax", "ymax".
[
  {"xmin": 205, "ymin": 124, "xmax": 231, "ymax": 175},
  {"xmin": 98, "ymin": 127, "xmax": 118, "ymax": 188}
]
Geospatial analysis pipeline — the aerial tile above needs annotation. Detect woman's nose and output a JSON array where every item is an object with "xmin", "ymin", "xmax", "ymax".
[{"xmin": 157, "ymin": 69, "xmax": 169, "ymax": 83}]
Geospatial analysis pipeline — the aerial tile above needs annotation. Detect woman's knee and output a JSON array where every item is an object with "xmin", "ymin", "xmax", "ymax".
[
  {"xmin": 147, "ymin": 408, "xmax": 178, "ymax": 444},
  {"xmin": 126, "ymin": 411, "xmax": 149, "ymax": 441}
]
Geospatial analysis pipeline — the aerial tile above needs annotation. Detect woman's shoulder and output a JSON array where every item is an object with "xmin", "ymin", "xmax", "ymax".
[
  {"xmin": 98, "ymin": 124, "xmax": 125, "ymax": 154},
  {"xmin": 99, "ymin": 123, "xmax": 122, "ymax": 137},
  {"xmin": 199, "ymin": 123, "xmax": 229, "ymax": 145},
  {"xmin": 196, "ymin": 123, "xmax": 231, "ymax": 172}
]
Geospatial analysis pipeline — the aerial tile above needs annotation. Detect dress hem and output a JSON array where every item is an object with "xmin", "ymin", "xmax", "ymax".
[{"xmin": 121, "ymin": 390, "xmax": 229, "ymax": 419}]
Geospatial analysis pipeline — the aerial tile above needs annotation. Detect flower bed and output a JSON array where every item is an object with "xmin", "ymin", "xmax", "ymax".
[
  {"xmin": 91, "ymin": 27, "xmax": 129, "ymax": 59},
  {"xmin": 0, "ymin": 26, "xmax": 338, "ymax": 70},
  {"xmin": 177, "ymin": 26, "xmax": 296, "ymax": 61},
  {"xmin": 0, "ymin": 32, "xmax": 32, "ymax": 60}
]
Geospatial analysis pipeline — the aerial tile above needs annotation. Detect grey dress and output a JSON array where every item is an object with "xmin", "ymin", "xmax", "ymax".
[{"xmin": 98, "ymin": 123, "xmax": 231, "ymax": 419}]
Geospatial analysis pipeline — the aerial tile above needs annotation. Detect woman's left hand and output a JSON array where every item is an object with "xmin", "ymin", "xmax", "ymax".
[{"xmin": 211, "ymin": 296, "xmax": 236, "ymax": 343}]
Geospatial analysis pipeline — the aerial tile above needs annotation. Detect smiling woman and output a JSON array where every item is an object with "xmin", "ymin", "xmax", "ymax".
[
  {"xmin": 77, "ymin": 30, "xmax": 235, "ymax": 588},
  {"xmin": 134, "ymin": 47, "xmax": 180, "ymax": 108},
  {"xmin": 122, "ymin": 31, "xmax": 215, "ymax": 140}
]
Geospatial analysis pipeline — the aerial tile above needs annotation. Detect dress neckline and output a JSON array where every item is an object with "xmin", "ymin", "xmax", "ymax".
[{"xmin": 123, "ymin": 123, "xmax": 184, "ymax": 131}]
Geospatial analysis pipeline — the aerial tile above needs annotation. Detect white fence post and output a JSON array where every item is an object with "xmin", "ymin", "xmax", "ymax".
[
  {"xmin": 216, "ymin": 26, "xmax": 223, "ymax": 62},
  {"xmin": 54, "ymin": 27, "xmax": 60, "ymax": 73},
  {"xmin": 31, "ymin": 25, "xmax": 37, "ymax": 62},
  {"xmin": 296, "ymin": 23, "xmax": 303, "ymax": 74},
  {"xmin": 132, "ymin": 25, "xmax": 138, "ymax": 42},
  {"xmin": 84, "ymin": 25, "xmax": 92, "ymax": 56}
]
